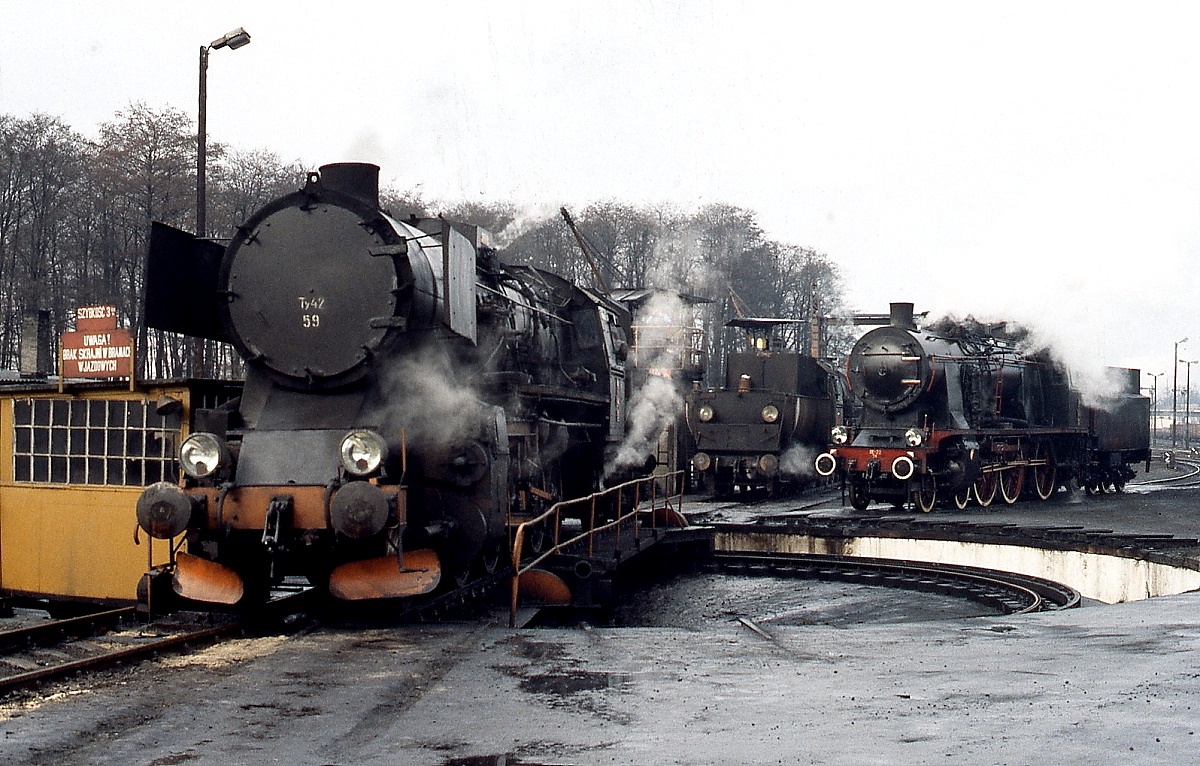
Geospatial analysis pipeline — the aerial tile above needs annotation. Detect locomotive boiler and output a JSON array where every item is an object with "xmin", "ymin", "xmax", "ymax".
[
  {"xmin": 814, "ymin": 303, "xmax": 1150, "ymax": 511},
  {"xmin": 686, "ymin": 318, "xmax": 849, "ymax": 496},
  {"xmin": 135, "ymin": 163, "xmax": 631, "ymax": 604}
]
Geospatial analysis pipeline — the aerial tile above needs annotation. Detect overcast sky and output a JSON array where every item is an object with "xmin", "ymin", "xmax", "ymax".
[{"xmin": 2, "ymin": 1, "xmax": 1198, "ymax": 387}]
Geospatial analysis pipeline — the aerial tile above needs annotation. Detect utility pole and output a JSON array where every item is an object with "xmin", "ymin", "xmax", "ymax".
[{"xmin": 1173, "ymin": 337, "xmax": 1188, "ymax": 447}]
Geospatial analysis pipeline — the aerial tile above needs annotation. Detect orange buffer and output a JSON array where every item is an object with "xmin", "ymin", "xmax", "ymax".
[
  {"xmin": 517, "ymin": 568, "xmax": 573, "ymax": 606},
  {"xmin": 327, "ymin": 549, "xmax": 441, "ymax": 600},
  {"xmin": 173, "ymin": 552, "xmax": 245, "ymax": 605},
  {"xmin": 650, "ymin": 506, "xmax": 689, "ymax": 529}
]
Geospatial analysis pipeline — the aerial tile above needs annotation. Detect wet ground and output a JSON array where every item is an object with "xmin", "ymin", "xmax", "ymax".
[
  {"xmin": 610, "ymin": 574, "xmax": 994, "ymax": 628},
  {"xmin": 2, "ymin": 462, "xmax": 1199, "ymax": 765},
  {"xmin": 4, "ymin": 593, "xmax": 1200, "ymax": 765}
]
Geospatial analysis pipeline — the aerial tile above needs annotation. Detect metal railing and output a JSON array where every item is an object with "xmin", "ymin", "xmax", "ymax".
[
  {"xmin": 632, "ymin": 325, "xmax": 706, "ymax": 373},
  {"xmin": 509, "ymin": 470, "xmax": 686, "ymax": 626}
]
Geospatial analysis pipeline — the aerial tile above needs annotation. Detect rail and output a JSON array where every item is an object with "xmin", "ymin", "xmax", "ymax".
[
  {"xmin": 1131, "ymin": 449, "xmax": 1200, "ymax": 486},
  {"xmin": 0, "ymin": 588, "xmax": 316, "ymax": 694},
  {"xmin": 710, "ymin": 552, "xmax": 1081, "ymax": 614},
  {"xmin": 510, "ymin": 470, "xmax": 686, "ymax": 626}
]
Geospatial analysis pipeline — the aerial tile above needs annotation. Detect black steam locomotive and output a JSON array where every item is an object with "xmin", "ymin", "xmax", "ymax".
[
  {"xmin": 814, "ymin": 303, "xmax": 1150, "ymax": 511},
  {"xmin": 135, "ymin": 163, "xmax": 632, "ymax": 604},
  {"xmin": 686, "ymin": 318, "xmax": 849, "ymax": 496}
]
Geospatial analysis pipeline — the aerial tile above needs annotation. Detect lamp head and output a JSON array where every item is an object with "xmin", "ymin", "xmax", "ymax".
[{"xmin": 210, "ymin": 27, "xmax": 251, "ymax": 50}]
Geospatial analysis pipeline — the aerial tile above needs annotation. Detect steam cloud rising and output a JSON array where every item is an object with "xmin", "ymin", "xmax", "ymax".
[
  {"xmin": 602, "ymin": 225, "xmax": 726, "ymax": 479},
  {"xmin": 780, "ymin": 443, "xmax": 818, "ymax": 478},
  {"xmin": 924, "ymin": 312, "xmax": 1130, "ymax": 410},
  {"xmin": 375, "ymin": 344, "xmax": 483, "ymax": 448},
  {"xmin": 605, "ymin": 291, "xmax": 689, "ymax": 477}
]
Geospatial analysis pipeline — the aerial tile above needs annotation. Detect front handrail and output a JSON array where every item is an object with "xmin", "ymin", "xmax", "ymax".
[{"xmin": 510, "ymin": 470, "xmax": 685, "ymax": 626}]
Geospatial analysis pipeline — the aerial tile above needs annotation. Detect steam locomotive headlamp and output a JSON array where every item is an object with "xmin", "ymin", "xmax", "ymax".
[
  {"xmin": 891, "ymin": 455, "xmax": 916, "ymax": 481},
  {"xmin": 698, "ymin": 404, "xmax": 715, "ymax": 423},
  {"xmin": 831, "ymin": 425, "xmax": 850, "ymax": 445},
  {"xmin": 340, "ymin": 430, "xmax": 388, "ymax": 477},
  {"xmin": 692, "ymin": 452, "xmax": 712, "ymax": 472},
  {"xmin": 179, "ymin": 432, "xmax": 229, "ymax": 479},
  {"xmin": 758, "ymin": 453, "xmax": 780, "ymax": 475},
  {"xmin": 814, "ymin": 452, "xmax": 838, "ymax": 477},
  {"xmin": 760, "ymin": 404, "xmax": 781, "ymax": 424},
  {"xmin": 904, "ymin": 428, "xmax": 925, "ymax": 447},
  {"xmin": 136, "ymin": 482, "xmax": 197, "ymax": 539}
]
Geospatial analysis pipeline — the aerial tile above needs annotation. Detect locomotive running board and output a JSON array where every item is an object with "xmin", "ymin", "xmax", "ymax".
[
  {"xmin": 173, "ymin": 552, "xmax": 245, "ymax": 605},
  {"xmin": 327, "ymin": 549, "xmax": 441, "ymax": 600}
]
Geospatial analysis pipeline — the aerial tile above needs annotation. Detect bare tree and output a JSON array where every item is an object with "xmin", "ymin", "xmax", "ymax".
[
  {"xmin": 577, "ymin": 200, "xmax": 659, "ymax": 289},
  {"xmin": 208, "ymin": 147, "xmax": 306, "ymax": 236},
  {"xmin": 0, "ymin": 105, "xmax": 851, "ymax": 386},
  {"xmin": 90, "ymin": 102, "xmax": 196, "ymax": 378},
  {"xmin": 504, "ymin": 214, "xmax": 592, "ymax": 287},
  {"xmin": 0, "ymin": 114, "xmax": 86, "ymax": 368}
]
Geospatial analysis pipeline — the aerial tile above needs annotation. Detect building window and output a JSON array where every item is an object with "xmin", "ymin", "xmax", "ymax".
[{"xmin": 12, "ymin": 398, "xmax": 180, "ymax": 486}]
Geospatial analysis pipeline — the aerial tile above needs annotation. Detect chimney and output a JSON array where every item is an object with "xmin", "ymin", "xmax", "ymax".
[
  {"xmin": 19, "ymin": 310, "xmax": 51, "ymax": 376},
  {"xmin": 318, "ymin": 162, "xmax": 381, "ymax": 208},
  {"xmin": 889, "ymin": 302, "xmax": 916, "ymax": 330}
]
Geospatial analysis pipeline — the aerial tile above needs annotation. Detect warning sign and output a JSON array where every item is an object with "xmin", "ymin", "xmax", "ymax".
[{"xmin": 61, "ymin": 306, "xmax": 133, "ymax": 378}]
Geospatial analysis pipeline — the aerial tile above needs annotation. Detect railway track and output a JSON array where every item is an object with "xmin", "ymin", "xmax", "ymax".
[
  {"xmin": 0, "ymin": 589, "xmax": 317, "ymax": 696},
  {"xmin": 1131, "ymin": 451, "xmax": 1200, "ymax": 487},
  {"xmin": 707, "ymin": 552, "xmax": 1080, "ymax": 614},
  {"xmin": 0, "ymin": 563, "xmax": 524, "ymax": 696}
]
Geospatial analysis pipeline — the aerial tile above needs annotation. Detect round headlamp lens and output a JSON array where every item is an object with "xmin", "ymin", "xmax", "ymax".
[
  {"xmin": 692, "ymin": 452, "xmax": 712, "ymax": 472},
  {"xmin": 831, "ymin": 425, "xmax": 850, "ymax": 445},
  {"xmin": 340, "ymin": 430, "xmax": 387, "ymax": 477},
  {"xmin": 760, "ymin": 404, "xmax": 780, "ymax": 424},
  {"xmin": 905, "ymin": 428, "xmax": 924, "ymax": 447},
  {"xmin": 180, "ymin": 432, "xmax": 226, "ymax": 479},
  {"xmin": 698, "ymin": 404, "xmax": 715, "ymax": 422}
]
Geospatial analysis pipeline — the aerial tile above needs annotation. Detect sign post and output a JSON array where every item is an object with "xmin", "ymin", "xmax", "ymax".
[{"xmin": 60, "ymin": 306, "xmax": 135, "ymax": 390}]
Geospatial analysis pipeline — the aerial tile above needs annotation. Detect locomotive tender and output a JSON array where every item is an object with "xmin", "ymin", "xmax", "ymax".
[
  {"xmin": 135, "ymin": 163, "xmax": 631, "ymax": 604},
  {"xmin": 814, "ymin": 303, "xmax": 1150, "ymax": 512},
  {"xmin": 687, "ymin": 318, "xmax": 848, "ymax": 496}
]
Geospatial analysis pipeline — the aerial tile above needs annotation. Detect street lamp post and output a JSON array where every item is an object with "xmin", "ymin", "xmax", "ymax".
[
  {"xmin": 1182, "ymin": 360, "xmax": 1198, "ymax": 451},
  {"xmin": 197, "ymin": 27, "xmax": 251, "ymax": 239},
  {"xmin": 1173, "ymin": 337, "xmax": 1188, "ymax": 448},
  {"xmin": 1148, "ymin": 371, "xmax": 1165, "ymax": 446}
]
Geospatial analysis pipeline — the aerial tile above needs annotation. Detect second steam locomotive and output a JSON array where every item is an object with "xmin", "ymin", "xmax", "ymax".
[
  {"xmin": 136, "ymin": 163, "xmax": 635, "ymax": 604},
  {"xmin": 814, "ymin": 303, "xmax": 1150, "ymax": 511},
  {"xmin": 686, "ymin": 318, "xmax": 849, "ymax": 497}
]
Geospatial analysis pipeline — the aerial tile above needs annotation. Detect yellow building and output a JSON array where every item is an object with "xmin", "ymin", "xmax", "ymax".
[{"xmin": 0, "ymin": 379, "xmax": 239, "ymax": 605}]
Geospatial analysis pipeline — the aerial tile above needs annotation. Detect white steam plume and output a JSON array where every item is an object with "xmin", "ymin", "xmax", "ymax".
[
  {"xmin": 374, "ymin": 344, "xmax": 483, "ymax": 447},
  {"xmin": 780, "ymin": 443, "xmax": 818, "ymax": 478},
  {"xmin": 925, "ymin": 312, "xmax": 1130, "ymax": 410},
  {"xmin": 608, "ymin": 374, "xmax": 683, "ymax": 477},
  {"xmin": 605, "ymin": 223, "xmax": 727, "ymax": 477},
  {"xmin": 491, "ymin": 202, "xmax": 561, "ymax": 249},
  {"xmin": 605, "ymin": 291, "xmax": 689, "ymax": 478}
]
